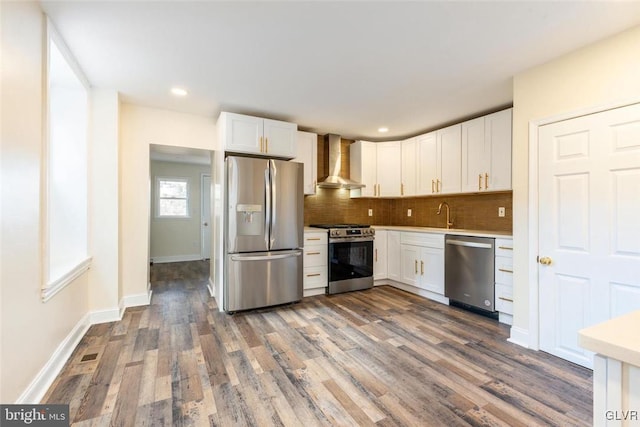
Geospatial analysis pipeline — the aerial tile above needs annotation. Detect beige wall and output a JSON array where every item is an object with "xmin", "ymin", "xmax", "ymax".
[
  {"xmin": 0, "ymin": 2, "xmax": 89, "ymax": 402},
  {"xmin": 119, "ymin": 104, "xmax": 216, "ymax": 299},
  {"xmin": 150, "ymin": 161, "xmax": 211, "ymax": 261},
  {"xmin": 512, "ymin": 26, "xmax": 640, "ymax": 340}
]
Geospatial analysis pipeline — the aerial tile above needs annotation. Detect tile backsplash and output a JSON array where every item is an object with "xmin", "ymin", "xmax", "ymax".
[{"xmin": 304, "ymin": 136, "xmax": 512, "ymax": 232}]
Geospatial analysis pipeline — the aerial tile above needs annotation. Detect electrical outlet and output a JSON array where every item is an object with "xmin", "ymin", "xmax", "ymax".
[
  {"xmin": 498, "ymin": 207, "xmax": 506, "ymax": 217},
  {"xmin": 368, "ymin": 209, "xmax": 373, "ymax": 217},
  {"xmin": 407, "ymin": 209, "xmax": 412, "ymax": 217}
]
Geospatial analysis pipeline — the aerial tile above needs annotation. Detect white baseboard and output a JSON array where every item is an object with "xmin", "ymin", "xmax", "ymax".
[
  {"xmin": 303, "ymin": 287, "xmax": 326, "ymax": 297},
  {"xmin": 207, "ymin": 276, "xmax": 216, "ymax": 298},
  {"xmin": 16, "ymin": 312, "xmax": 92, "ymax": 404},
  {"xmin": 150, "ymin": 254, "xmax": 202, "ymax": 264},
  {"xmin": 89, "ymin": 307, "xmax": 121, "ymax": 324},
  {"xmin": 508, "ymin": 326, "xmax": 530, "ymax": 348}
]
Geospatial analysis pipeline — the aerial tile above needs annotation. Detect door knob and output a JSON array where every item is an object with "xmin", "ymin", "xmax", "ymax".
[
  {"xmin": 203, "ymin": 222, "xmax": 208, "ymax": 226},
  {"xmin": 539, "ymin": 256, "xmax": 553, "ymax": 265}
]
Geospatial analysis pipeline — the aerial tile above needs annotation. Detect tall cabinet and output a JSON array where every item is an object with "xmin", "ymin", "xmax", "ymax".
[{"xmin": 294, "ymin": 131, "xmax": 318, "ymax": 195}]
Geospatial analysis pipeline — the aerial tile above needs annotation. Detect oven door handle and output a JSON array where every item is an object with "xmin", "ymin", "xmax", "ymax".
[{"xmin": 329, "ymin": 237, "xmax": 374, "ymax": 243}]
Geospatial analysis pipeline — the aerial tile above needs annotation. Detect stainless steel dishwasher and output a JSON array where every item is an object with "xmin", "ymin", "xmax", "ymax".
[{"xmin": 445, "ymin": 235, "xmax": 496, "ymax": 314}]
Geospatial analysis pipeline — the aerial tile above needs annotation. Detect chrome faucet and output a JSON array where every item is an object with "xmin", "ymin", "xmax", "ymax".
[{"xmin": 437, "ymin": 202, "xmax": 454, "ymax": 229}]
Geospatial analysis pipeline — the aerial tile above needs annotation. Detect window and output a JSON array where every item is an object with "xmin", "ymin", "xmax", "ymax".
[
  {"xmin": 43, "ymin": 21, "xmax": 91, "ymax": 301},
  {"xmin": 157, "ymin": 177, "xmax": 190, "ymax": 218}
]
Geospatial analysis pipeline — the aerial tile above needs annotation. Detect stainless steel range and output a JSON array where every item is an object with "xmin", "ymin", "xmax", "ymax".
[{"xmin": 309, "ymin": 224, "xmax": 375, "ymax": 295}]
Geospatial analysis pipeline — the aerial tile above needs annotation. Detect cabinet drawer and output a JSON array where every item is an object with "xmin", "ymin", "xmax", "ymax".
[
  {"xmin": 495, "ymin": 238, "xmax": 513, "ymax": 258},
  {"xmin": 303, "ymin": 266, "xmax": 327, "ymax": 290},
  {"xmin": 495, "ymin": 256, "xmax": 513, "ymax": 285},
  {"xmin": 304, "ymin": 232, "xmax": 327, "ymax": 245},
  {"xmin": 495, "ymin": 283, "xmax": 513, "ymax": 314},
  {"xmin": 400, "ymin": 232, "xmax": 444, "ymax": 249},
  {"xmin": 304, "ymin": 245, "xmax": 327, "ymax": 267}
]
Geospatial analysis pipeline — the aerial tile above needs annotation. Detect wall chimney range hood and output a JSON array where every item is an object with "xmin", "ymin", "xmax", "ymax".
[{"xmin": 317, "ymin": 134, "xmax": 365, "ymax": 189}]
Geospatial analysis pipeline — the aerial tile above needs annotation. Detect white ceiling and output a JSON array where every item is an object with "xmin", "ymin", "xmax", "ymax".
[
  {"xmin": 150, "ymin": 144, "xmax": 211, "ymax": 165},
  {"xmin": 41, "ymin": 1, "xmax": 640, "ymax": 140}
]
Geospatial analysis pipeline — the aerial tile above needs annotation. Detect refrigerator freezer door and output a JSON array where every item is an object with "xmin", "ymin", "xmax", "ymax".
[
  {"xmin": 269, "ymin": 159, "xmax": 304, "ymax": 251},
  {"xmin": 226, "ymin": 156, "xmax": 270, "ymax": 253},
  {"xmin": 224, "ymin": 250, "xmax": 303, "ymax": 312}
]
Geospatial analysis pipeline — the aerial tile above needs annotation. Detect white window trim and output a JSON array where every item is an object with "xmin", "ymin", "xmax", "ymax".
[
  {"xmin": 156, "ymin": 176, "xmax": 191, "ymax": 219},
  {"xmin": 41, "ymin": 18, "xmax": 92, "ymax": 302}
]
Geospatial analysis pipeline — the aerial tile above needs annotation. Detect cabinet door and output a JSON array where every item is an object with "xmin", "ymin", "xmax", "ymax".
[
  {"xmin": 376, "ymin": 141, "xmax": 401, "ymax": 197},
  {"xmin": 419, "ymin": 247, "xmax": 445, "ymax": 294},
  {"xmin": 387, "ymin": 231, "xmax": 401, "ymax": 281},
  {"xmin": 400, "ymin": 244, "xmax": 420, "ymax": 286},
  {"xmin": 416, "ymin": 132, "xmax": 438, "ymax": 195},
  {"xmin": 223, "ymin": 112, "xmax": 263, "ymax": 154},
  {"xmin": 485, "ymin": 108, "xmax": 512, "ymax": 191},
  {"xmin": 350, "ymin": 141, "xmax": 377, "ymax": 197},
  {"xmin": 401, "ymin": 138, "xmax": 416, "ymax": 197},
  {"xmin": 263, "ymin": 118, "xmax": 297, "ymax": 158},
  {"xmin": 294, "ymin": 131, "xmax": 317, "ymax": 195},
  {"xmin": 374, "ymin": 230, "xmax": 387, "ymax": 280},
  {"xmin": 461, "ymin": 117, "xmax": 487, "ymax": 193},
  {"xmin": 438, "ymin": 124, "xmax": 462, "ymax": 194}
]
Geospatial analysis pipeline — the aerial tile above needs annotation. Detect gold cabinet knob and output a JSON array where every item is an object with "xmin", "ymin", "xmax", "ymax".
[{"xmin": 539, "ymin": 256, "xmax": 553, "ymax": 265}]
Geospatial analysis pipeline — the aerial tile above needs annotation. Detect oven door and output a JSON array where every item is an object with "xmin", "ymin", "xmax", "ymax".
[{"xmin": 328, "ymin": 237, "xmax": 374, "ymax": 294}]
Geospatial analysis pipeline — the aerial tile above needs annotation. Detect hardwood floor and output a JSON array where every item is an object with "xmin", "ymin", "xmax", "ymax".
[{"xmin": 43, "ymin": 261, "xmax": 593, "ymax": 426}]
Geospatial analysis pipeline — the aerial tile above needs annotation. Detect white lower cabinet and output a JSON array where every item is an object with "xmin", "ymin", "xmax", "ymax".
[
  {"xmin": 400, "ymin": 234, "xmax": 445, "ymax": 295},
  {"xmin": 495, "ymin": 238, "xmax": 514, "ymax": 325},
  {"xmin": 373, "ymin": 230, "xmax": 387, "ymax": 280},
  {"xmin": 303, "ymin": 231, "xmax": 328, "ymax": 296}
]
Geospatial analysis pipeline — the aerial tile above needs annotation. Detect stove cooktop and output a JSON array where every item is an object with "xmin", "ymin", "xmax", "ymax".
[{"xmin": 309, "ymin": 224, "xmax": 371, "ymax": 229}]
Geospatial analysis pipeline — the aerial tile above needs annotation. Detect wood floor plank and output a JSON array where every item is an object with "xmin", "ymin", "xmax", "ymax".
[{"xmin": 43, "ymin": 260, "xmax": 592, "ymax": 426}]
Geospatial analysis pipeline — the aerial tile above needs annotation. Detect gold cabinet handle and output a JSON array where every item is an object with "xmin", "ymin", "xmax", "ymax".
[
  {"xmin": 306, "ymin": 273, "xmax": 321, "ymax": 277},
  {"xmin": 485, "ymin": 173, "xmax": 489, "ymax": 189},
  {"xmin": 414, "ymin": 260, "xmax": 418, "ymax": 274},
  {"xmin": 265, "ymin": 137, "xmax": 269, "ymax": 153},
  {"xmin": 259, "ymin": 136, "xmax": 264, "ymax": 152},
  {"xmin": 401, "ymin": 183, "xmax": 404, "ymax": 196},
  {"xmin": 498, "ymin": 268, "xmax": 513, "ymax": 273},
  {"xmin": 498, "ymin": 296, "xmax": 513, "ymax": 303},
  {"xmin": 306, "ymin": 237, "xmax": 321, "ymax": 241},
  {"xmin": 431, "ymin": 179, "xmax": 435, "ymax": 193},
  {"xmin": 307, "ymin": 251, "xmax": 321, "ymax": 255},
  {"xmin": 375, "ymin": 249, "xmax": 378, "ymax": 262},
  {"xmin": 420, "ymin": 260, "xmax": 424, "ymax": 275},
  {"xmin": 539, "ymin": 256, "xmax": 553, "ymax": 265},
  {"xmin": 378, "ymin": 184, "xmax": 381, "ymax": 196},
  {"xmin": 498, "ymin": 246, "xmax": 513, "ymax": 250},
  {"xmin": 478, "ymin": 174, "xmax": 482, "ymax": 191},
  {"xmin": 437, "ymin": 179, "xmax": 441, "ymax": 193}
]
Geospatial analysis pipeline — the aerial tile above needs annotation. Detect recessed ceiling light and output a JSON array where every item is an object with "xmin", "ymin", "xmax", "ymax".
[
  {"xmin": 171, "ymin": 87, "xmax": 188, "ymax": 97},
  {"xmin": 378, "ymin": 127, "xmax": 389, "ymax": 133}
]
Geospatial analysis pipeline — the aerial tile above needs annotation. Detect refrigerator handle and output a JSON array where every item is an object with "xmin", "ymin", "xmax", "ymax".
[
  {"xmin": 264, "ymin": 166, "xmax": 271, "ymax": 249},
  {"xmin": 269, "ymin": 159, "xmax": 276, "ymax": 249},
  {"xmin": 230, "ymin": 250, "xmax": 302, "ymax": 262}
]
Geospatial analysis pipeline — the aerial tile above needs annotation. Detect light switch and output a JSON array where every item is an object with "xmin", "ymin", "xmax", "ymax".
[
  {"xmin": 368, "ymin": 209, "xmax": 373, "ymax": 217},
  {"xmin": 498, "ymin": 207, "xmax": 506, "ymax": 217},
  {"xmin": 407, "ymin": 209, "xmax": 412, "ymax": 217}
]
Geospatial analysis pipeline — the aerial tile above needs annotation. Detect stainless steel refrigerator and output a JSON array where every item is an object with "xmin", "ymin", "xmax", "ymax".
[{"xmin": 224, "ymin": 156, "xmax": 304, "ymax": 312}]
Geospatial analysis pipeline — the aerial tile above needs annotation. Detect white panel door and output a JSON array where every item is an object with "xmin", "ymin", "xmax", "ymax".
[
  {"xmin": 539, "ymin": 103, "xmax": 640, "ymax": 368},
  {"xmin": 416, "ymin": 132, "xmax": 438, "ymax": 195},
  {"xmin": 201, "ymin": 174, "xmax": 212, "ymax": 259}
]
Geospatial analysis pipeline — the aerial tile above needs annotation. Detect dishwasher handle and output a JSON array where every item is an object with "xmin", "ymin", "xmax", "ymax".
[{"xmin": 446, "ymin": 239, "xmax": 493, "ymax": 249}]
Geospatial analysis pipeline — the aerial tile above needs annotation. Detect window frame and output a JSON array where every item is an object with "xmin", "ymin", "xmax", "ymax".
[
  {"xmin": 155, "ymin": 176, "xmax": 191, "ymax": 219},
  {"xmin": 41, "ymin": 18, "xmax": 92, "ymax": 302}
]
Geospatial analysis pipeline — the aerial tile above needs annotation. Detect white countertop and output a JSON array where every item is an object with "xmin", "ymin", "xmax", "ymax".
[
  {"xmin": 579, "ymin": 310, "xmax": 640, "ymax": 367},
  {"xmin": 372, "ymin": 225, "xmax": 512, "ymax": 239}
]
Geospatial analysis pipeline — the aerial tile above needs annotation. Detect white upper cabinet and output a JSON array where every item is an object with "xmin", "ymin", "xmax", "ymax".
[
  {"xmin": 416, "ymin": 125, "xmax": 461, "ymax": 195},
  {"xmin": 401, "ymin": 137, "xmax": 416, "ymax": 197},
  {"xmin": 294, "ymin": 131, "xmax": 317, "ymax": 195},
  {"xmin": 376, "ymin": 141, "xmax": 402, "ymax": 197},
  {"xmin": 350, "ymin": 141, "xmax": 401, "ymax": 198},
  {"xmin": 218, "ymin": 112, "xmax": 297, "ymax": 159},
  {"xmin": 461, "ymin": 108, "xmax": 512, "ymax": 192}
]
